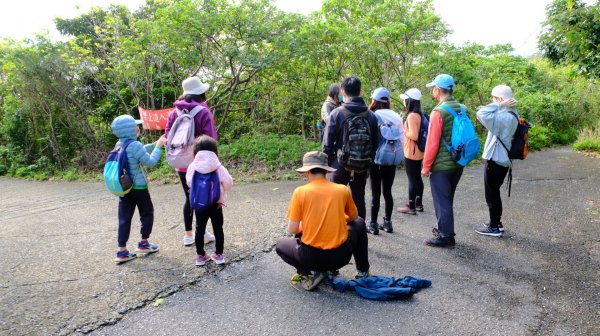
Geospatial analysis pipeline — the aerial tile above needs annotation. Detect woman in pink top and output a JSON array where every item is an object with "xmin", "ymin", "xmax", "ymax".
[
  {"xmin": 165, "ymin": 77, "xmax": 218, "ymax": 246},
  {"xmin": 399, "ymin": 88, "xmax": 425, "ymax": 215}
]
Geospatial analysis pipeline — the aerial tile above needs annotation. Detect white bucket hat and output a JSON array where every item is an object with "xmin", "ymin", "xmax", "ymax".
[
  {"xmin": 491, "ymin": 85, "xmax": 513, "ymax": 100},
  {"xmin": 182, "ymin": 76, "xmax": 210, "ymax": 95}
]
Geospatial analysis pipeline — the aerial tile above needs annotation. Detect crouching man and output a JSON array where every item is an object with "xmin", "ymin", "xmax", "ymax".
[{"xmin": 276, "ymin": 151, "xmax": 371, "ymax": 291}]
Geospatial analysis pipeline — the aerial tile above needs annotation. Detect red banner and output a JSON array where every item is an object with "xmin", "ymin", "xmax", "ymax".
[{"xmin": 138, "ymin": 107, "xmax": 172, "ymax": 130}]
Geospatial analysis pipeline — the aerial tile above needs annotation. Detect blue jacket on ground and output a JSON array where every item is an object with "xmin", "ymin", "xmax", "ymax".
[
  {"xmin": 111, "ymin": 115, "xmax": 162, "ymax": 189},
  {"xmin": 329, "ymin": 275, "xmax": 432, "ymax": 300}
]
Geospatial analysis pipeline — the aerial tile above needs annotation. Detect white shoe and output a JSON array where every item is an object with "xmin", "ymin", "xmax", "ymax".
[
  {"xmin": 204, "ymin": 231, "xmax": 215, "ymax": 243},
  {"xmin": 183, "ymin": 235, "xmax": 195, "ymax": 246}
]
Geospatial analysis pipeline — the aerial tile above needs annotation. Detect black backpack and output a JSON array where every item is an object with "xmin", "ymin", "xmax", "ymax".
[
  {"xmin": 498, "ymin": 111, "xmax": 531, "ymax": 160},
  {"xmin": 337, "ymin": 108, "xmax": 373, "ymax": 173}
]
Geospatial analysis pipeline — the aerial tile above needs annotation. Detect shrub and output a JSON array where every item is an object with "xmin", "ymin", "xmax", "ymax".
[{"xmin": 528, "ymin": 126, "xmax": 551, "ymax": 151}]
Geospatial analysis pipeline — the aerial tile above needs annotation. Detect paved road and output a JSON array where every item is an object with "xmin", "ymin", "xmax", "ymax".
[{"xmin": 0, "ymin": 147, "xmax": 599, "ymax": 335}]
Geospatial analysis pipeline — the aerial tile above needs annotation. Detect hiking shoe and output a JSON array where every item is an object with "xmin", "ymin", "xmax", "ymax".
[
  {"xmin": 424, "ymin": 235, "xmax": 456, "ymax": 249},
  {"xmin": 378, "ymin": 218, "xmax": 393, "ymax": 233},
  {"xmin": 183, "ymin": 235, "xmax": 195, "ymax": 246},
  {"xmin": 209, "ymin": 253, "xmax": 225, "ymax": 265},
  {"xmin": 204, "ymin": 231, "xmax": 215, "ymax": 243},
  {"xmin": 301, "ymin": 272, "xmax": 326, "ymax": 291},
  {"xmin": 135, "ymin": 241, "xmax": 159, "ymax": 254},
  {"xmin": 195, "ymin": 254, "xmax": 210, "ymax": 266},
  {"xmin": 474, "ymin": 224, "xmax": 502, "ymax": 237},
  {"xmin": 498, "ymin": 223, "xmax": 504, "ymax": 232},
  {"xmin": 366, "ymin": 222, "xmax": 379, "ymax": 235},
  {"xmin": 415, "ymin": 205, "xmax": 424, "ymax": 212},
  {"xmin": 398, "ymin": 204, "xmax": 417, "ymax": 215},
  {"xmin": 354, "ymin": 271, "xmax": 371, "ymax": 279},
  {"xmin": 115, "ymin": 250, "xmax": 137, "ymax": 264}
]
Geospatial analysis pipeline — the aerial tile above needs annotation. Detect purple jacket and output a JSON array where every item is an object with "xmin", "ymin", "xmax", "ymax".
[
  {"xmin": 165, "ymin": 100, "xmax": 218, "ymax": 140},
  {"xmin": 165, "ymin": 100, "xmax": 218, "ymax": 172}
]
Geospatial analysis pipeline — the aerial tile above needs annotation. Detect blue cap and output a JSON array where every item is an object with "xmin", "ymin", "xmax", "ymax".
[
  {"xmin": 426, "ymin": 74, "xmax": 454, "ymax": 90},
  {"xmin": 370, "ymin": 87, "xmax": 391, "ymax": 103}
]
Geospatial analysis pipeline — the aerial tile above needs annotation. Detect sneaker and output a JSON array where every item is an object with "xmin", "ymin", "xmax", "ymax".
[
  {"xmin": 115, "ymin": 249, "xmax": 137, "ymax": 264},
  {"xmin": 209, "ymin": 253, "xmax": 225, "ymax": 265},
  {"xmin": 183, "ymin": 235, "xmax": 195, "ymax": 246},
  {"xmin": 135, "ymin": 240, "xmax": 159, "ymax": 254},
  {"xmin": 204, "ymin": 231, "xmax": 215, "ymax": 243},
  {"xmin": 354, "ymin": 270, "xmax": 371, "ymax": 279},
  {"xmin": 415, "ymin": 205, "xmax": 424, "ymax": 212},
  {"xmin": 366, "ymin": 222, "xmax": 379, "ymax": 235},
  {"xmin": 378, "ymin": 218, "xmax": 393, "ymax": 233},
  {"xmin": 195, "ymin": 254, "xmax": 210, "ymax": 266},
  {"xmin": 424, "ymin": 235, "xmax": 456, "ymax": 249},
  {"xmin": 398, "ymin": 204, "xmax": 417, "ymax": 215},
  {"xmin": 301, "ymin": 272, "xmax": 326, "ymax": 291},
  {"xmin": 498, "ymin": 223, "xmax": 505, "ymax": 232},
  {"xmin": 415, "ymin": 197, "xmax": 424, "ymax": 212},
  {"xmin": 474, "ymin": 224, "xmax": 502, "ymax": 237}
]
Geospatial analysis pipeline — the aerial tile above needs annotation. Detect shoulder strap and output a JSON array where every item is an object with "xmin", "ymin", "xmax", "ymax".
[
  {"xmin": 437, "ymin": 104, "xmax": 457, "ymax": 117},
  {"xmin": 188, "ymin": 105, "xmax": 203, "ymax": 118}
]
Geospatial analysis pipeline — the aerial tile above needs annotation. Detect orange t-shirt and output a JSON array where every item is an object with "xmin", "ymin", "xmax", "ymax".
[{"xmin": 287, "ymin": 178, "xmax": 358, "ymax": 250}]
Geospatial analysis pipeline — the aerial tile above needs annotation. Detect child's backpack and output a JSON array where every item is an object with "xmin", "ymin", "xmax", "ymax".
[
  {"xmin": 498, "ymin": 111, "xmax": 531, "ymax": 160},
  {"xmin": 438, "ymin": 104, "xmax": 480, "ymax": 167},
  {"xmin": 104, "ymin": 139, "xmax": 136, "ymax": 196},
  {"xmin": 337, "ymin": 109, "xmax": 373, "ymax": 173},
  {"xmin": 416, "ymin": 112, "xmax": 429, "ymax": 152},
  {"xmin": 374, "ymin": 123, "xmax": 404, "ymax": 166},
  {"xmin": 189, "ymin": 170, "xmax": 221, "ymax": 212},
  {"xmin": 166, "ymin": 106, "xmax": 202, "ymax": 169}
]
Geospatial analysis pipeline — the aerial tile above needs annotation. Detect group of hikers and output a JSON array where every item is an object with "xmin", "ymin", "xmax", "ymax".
[
  {"xmin": 107, "ymin": 72, "xmax": 521, "ymax": 293},
  {"xmin": 277, "ymin": 74, "xmax": 520, "ymax": 290}
]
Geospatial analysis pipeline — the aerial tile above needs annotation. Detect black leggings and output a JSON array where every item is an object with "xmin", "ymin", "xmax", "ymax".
[
  {"xmin": 195, "ymin": 204, "xmax": 225, "ymax": 255},
  {"xmin": 484, "ymin": 160, "xmax": 509, "ymax": 227},
  {"xmin": 369, "ymin": 164, "xmax": 396, "ymax": 222},
  {"xmin": 178, "ymin": 172, "xmax": 194, "ymax": 231},
  {"xmin": 404, "ymin": 158, "xmax": 424, "ymax": 209}
]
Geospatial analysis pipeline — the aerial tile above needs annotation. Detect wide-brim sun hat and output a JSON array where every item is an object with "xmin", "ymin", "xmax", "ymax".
[
  {"xmin": 296, "ymin": 151, "xmax": 336, "ymax": 173},
  {"xmin": 425, "ymin": 74, "xmax": 455, "ymax": 90},
  {"xmin": 400, "ymin": 88, "xmax": 422, "ymax": 101},
  {"xmin": 182, "ymin": 76, "xmax": 210, "ymax": 95}
]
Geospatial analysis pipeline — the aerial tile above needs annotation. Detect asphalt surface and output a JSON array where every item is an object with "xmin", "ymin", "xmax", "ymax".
[{"xmin": 0, "ymin": 147, "xmax": 599, "ymax": 335}]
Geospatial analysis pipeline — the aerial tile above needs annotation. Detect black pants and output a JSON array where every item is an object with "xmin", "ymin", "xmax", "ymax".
[
  {"xmin": 369, "ymin": 164, "xmax": 396, "ymax": 222},
  {"xmin": 275, "ymin": 218, "xmax": 370, "ymax": 275},
  {"xmin": 430, "ymin": 168, "xmax": 463, "ymax": 238},
  {"xmin": 178, "ymin": 172, "xmax": 194, "ymax": 232},
  {"xmin": 195, "ymin": 203, "xmax": 224, "ymax": 255},
  {"xmin": 484, "ymin": 160, "xmax": 509, "ymax": 228},
  {"xmin": 329, "ymin": 160, "xmax": 368, "ymax": 219},
  {"xmin": 118, "ymin": 189, "xmax": 154, "ymax": 247},
  {"xmin": 404, "ymin": 158, "xmax": 424, "ymax": 209}
]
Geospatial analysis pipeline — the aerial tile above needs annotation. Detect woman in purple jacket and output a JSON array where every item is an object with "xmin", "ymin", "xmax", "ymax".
[{"xmin": 165, "ymin": 76, "xmax": 218, "ymax": 247}]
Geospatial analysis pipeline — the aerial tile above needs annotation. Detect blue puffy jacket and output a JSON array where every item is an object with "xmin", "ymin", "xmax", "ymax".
[{"xmin": 111, "ymin": 115, "xmax": 162, "ymax": 188}]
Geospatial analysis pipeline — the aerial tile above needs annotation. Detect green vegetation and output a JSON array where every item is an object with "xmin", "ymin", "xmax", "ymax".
[{"xmin": 0, "ymin": 0, "xmax": 599, "ymax": 182}]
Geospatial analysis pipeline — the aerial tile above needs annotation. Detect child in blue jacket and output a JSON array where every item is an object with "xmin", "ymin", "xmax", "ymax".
[{"xmin": 111, "ymin": 115, "xmax": 166, "ymax": 264}]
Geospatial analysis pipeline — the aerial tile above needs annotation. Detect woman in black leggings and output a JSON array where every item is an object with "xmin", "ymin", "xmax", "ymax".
[
  {"xmin": 399, "ymin": 88, "xmax": 425, "ymax": 215},
  {"xmin": 366, "ymin": 87, "xmax": 404, "ymax": 235}
]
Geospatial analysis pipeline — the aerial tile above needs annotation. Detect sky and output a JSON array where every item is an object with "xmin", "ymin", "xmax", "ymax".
[{"xmin": 0, "ymin": 0, "xmax": 583, "ymax": 56}]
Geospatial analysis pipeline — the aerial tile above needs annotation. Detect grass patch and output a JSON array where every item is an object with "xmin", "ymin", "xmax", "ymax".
[{"xmin": 573, "ymin": 122, "xmax": 600, "ymax": 154}]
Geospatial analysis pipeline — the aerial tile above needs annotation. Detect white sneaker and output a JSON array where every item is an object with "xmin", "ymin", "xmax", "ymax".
[
  {"xmin": 183, "ymin": 235, "xmax": 195, "ymax": 246},
  {"xmin": 204, "ymin": 231, "xmax": 215, "ymax": 243}
]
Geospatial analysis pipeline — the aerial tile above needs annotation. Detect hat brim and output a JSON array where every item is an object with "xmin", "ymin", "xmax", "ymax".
[
  {"xmin": 135, "ymin": 119, "xmax": 143, "ymax": 125},
  {"xmin": 296, "ymin": 164, "xmax": 336, "ymax": 173},
  {"xmin": 425, "ymin": 82, "xmax": 436, "ymax": 88},
  {"xmin": 184, "ymin": 83, "xmax": 210, "ymax": 95}
]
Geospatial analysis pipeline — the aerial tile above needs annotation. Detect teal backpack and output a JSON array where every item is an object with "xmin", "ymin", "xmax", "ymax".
[
  {"xmin": 438, "ymin": 105, "xmax": 480, "ymax": 167},
  {"xmin": 104, "ymin": 139, "xmax": 136, "ymax": 196}
]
